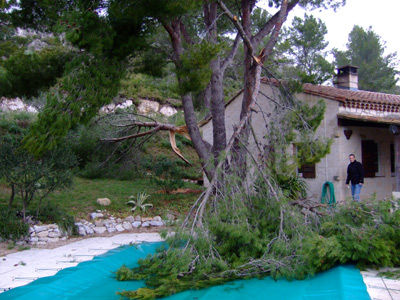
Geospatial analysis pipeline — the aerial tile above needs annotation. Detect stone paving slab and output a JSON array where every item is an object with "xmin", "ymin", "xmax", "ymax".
[{"xmin": 362, "ymin": 269, "xmax": 400, "ymax": 300}]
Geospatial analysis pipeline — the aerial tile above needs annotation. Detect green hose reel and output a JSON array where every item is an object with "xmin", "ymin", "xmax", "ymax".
[{"xmin": 321, "ymin": 181, "xmax": 336, "ymax": 206}]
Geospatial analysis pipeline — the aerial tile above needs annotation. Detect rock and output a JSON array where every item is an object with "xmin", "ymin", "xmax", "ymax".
[
  {"xmin": 0, "ymin": 97, "xmax": 38, "ymax": 113},
  {"xmin": 107, "ymin": 227, "xmax": 116, "ymax": 233},
  {"xmin": 100, "ymin": 103, "xmax": 116, "ymax": 113},
  {"xmin": 137, "ymin": 99, "xmax": 160, "ymax": 114},
  {"xmin": 47, "ymin": 224, "xmax": 58, "ymax": 229},
  {"xmin": 86, "ymin": 221, "xmax": 95, "ymax": 228},
  {"xmin": 141, "ymin": 221, "xmax": 150, "ymax": 227},
  {"xmin": 160, "ymin": 106, "xmax": 178, "ymax": 117},
  {"xmin": 153, "ymin": 216, "xmax": 162, "ymax": 222},
  {"xmin": 38, "ymin": 237, "xmax": 49, "ymax": 242},
  {"xmin": 29, "ymin": 237, "xmax": 39, "ymax": 243},
  {"xmin": 78, "ymin": 226, "xmax": 86, "ymax": 236},
  {"xmin": 149, "ymin": 221, "xmax": 164, "ymax": 227},
  {"xmin": 36, "ymin": 230, "xmax": 49, "ymax": 237},
  {"xmin": 134, "ymin": 215, "xmax": 142, "ymax": 222},
  {"xmin": 84, "ymin": 225, "xmax": 94, "ymax": 235},
  {"xmin": 48, "ymin": 231, "xmax": 60, "ymax": 238},
  {"xmin": 29, "ymin": 227, "xmax": 35, "ymax": 234},
  {"xmin": 132, "ymin": 221, "xmax": 141, "ymax": 228},
  {"xmin": 94, "ymin": 220, "xmax": 103, "ymax": 227},
  {"xmin": 27, "ymin": 39, "xmax": 48, "ymax": 51},
  {"xmin": 100, "ymin": 100, "xmax": 133, "ymax": 113},
  {"xmin": 75, "ymin": 222, "xmax": 83, "ymax": 226},
  {"xmin": 33, "ymin": 225, "xmax": 48, "ymax": 233},
  {"xmin": 90, "ymin": 213, "xmax": 98, "ymax": 220},
  {"xmin": 122, "ymin": 222, "xmax": 132, "ymax": 230},
  {"xmin": 116, "ymin": 218, "xmax": 122, "ymax": 223},
  {"xmin": 97, "ymin": 198, "xmax": 111, "ymax": 206},
  {"xmin": 124, "ymin": 216, "xmax": 135, "ymax": 223},
  {"xmin": 93, "ymin": 227, "xmax": 107, "ymax": 234},
  {"xmin": 47, "ymin": 237, "xmax": 60, "ymax": 243},
  {"xmin": 115, "ymin": 224, "xmax": 125, "ymax": 232},
  {"xmin": 117, "ymin": 100, "xmax": 133, "ymax": 109},
  {"xmin": 97, "ymin": 213, "xmax": 104, "ymax": 218}
]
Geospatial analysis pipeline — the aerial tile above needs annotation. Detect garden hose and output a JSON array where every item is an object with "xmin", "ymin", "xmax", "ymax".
[{"xmin": 320, "ymin": 181, "xmax": 336, "ymax": 206}]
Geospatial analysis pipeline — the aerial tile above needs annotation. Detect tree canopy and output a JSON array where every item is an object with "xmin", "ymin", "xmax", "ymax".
[
  {"xmin": 279, "ymin": 13, "xmax": 334, "ymax": 84},
  {"xmin": 334, "ymin": 25, "xmax": 399, "ymax": 93}
]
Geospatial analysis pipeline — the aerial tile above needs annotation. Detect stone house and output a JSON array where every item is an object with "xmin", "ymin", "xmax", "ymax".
[{"xmin": 201, "ymin": 66, "xmax": 400, "ymax": 202}]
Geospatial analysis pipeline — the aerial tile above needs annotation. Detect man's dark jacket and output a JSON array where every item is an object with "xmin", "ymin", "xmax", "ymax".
[{"xmin": 346, "ymin": 160, "xmax": 364, "ymax": 185}]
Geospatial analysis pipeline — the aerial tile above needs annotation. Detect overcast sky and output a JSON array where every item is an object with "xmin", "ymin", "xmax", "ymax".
[{"xmin": 260, "ymin": 0, "xmax": 400, "ymax": 60}]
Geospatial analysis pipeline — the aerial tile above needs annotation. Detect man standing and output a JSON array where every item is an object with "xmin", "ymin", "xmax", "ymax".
[{"xmin": 346, "ymin": 154, "xmax": 364, "ymax": 201}]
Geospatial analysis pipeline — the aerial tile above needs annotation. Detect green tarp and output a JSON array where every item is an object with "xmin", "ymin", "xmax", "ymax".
[{"xmin": 0, "ymin": 242, "xmax": 370, "ymax": 300}]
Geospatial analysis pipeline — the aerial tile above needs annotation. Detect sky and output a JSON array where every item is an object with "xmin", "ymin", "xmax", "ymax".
[{"xmin": 260, "ymin": 0, "xmax": 400, "ymax": 61}]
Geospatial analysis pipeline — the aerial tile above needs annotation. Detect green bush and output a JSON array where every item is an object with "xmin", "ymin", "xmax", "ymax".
[
  {"xmin": 0, "ymin": 119, "xmax": 77, "ymax": 220},
  {"xmin": 0, "ymin": 210, "xmax": 29, "ymax": 241},
  {"xmin": 71, "ymin": 121, "xmax": 148, "ymax": 180},
  {"xmin": 36, "ymin": 201, "xmax": 77, "ymax": 236},
  {"xmin": 119, "ymin": 72, "xmax": 179, "ymax": 101},
  {"xmin": 0, "ymin": 111, "xmax": 36, "ymax": 135},
  {"xmin": 145, "ymin": 156, "xmax": 184, "ymax": 194}
]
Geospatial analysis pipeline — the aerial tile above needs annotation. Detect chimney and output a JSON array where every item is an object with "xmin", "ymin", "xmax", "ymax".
[{"xmin": 334, "ymin": 65, "xmax": 359, "ymax": 90}]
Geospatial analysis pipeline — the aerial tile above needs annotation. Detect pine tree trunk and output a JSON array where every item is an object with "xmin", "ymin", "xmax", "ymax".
[{"xmin": 8, "ymin": 183, "xmax": 15, "ymax": 209}]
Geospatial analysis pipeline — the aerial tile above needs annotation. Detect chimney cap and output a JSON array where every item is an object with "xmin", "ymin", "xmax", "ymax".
[
  {"xmin": 337, "ymin": 65, "xmax": 359, "ymax": 74},
  {"xmin": 334, "ymin": 65, "xmax": 359, "ymax": 90}
]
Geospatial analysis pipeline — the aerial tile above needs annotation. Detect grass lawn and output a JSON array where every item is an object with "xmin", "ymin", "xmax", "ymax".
[{"xmin": 0, "ymin": 176, "xmax": 203, "ymax": 221}]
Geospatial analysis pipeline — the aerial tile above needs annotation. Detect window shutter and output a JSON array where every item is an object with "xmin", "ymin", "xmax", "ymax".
[
  {"xmin": 361, "ymin": 140, "xmax": 378, "ymax": 177},
  {"xmin": 298, "ymin": 163, "xmax": 316, "ymax": 178}
]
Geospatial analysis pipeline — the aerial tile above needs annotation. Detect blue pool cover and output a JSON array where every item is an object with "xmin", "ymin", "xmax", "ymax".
[{"xmin": 0, "ymin": 242, "xmax": 370, "ymax": 300}]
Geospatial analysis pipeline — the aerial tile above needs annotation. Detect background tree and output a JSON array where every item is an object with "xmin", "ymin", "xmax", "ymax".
[
  {"xmin": 3, "ymin": 0, "xmax": 344, "ymax": 182},
  {"xmin": 0, "ymin": 33, "xmax": 73, "ymax": 98},
  {"xmin": 279, "ymin": 13, "xmax": 334, "ymax": 84},
  {"xmin": 334, "ymin": 25, "xmax": 399, "ymax": 92},
  {"xmin": 0, "ymin": 113, "xmax": 77, "ymax": 220}
]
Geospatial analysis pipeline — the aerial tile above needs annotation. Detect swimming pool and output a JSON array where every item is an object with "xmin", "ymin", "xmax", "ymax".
[{"xmin": 0, "ymin": 242, "xmax": 370, "ymax": 300}]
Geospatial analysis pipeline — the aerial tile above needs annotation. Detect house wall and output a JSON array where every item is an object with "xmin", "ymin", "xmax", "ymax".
[
  {"xmin": 297, "ymin": 93, "xmax": 395, "ymax": 202},
  {"xmin": 201, "ymin": 82, "xmax": 396, "ymax": 202}
]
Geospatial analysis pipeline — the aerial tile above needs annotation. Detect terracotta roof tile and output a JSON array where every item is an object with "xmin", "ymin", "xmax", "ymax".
[
  {"xmin": 261, "ymin": 78, "xmax": 400, "ymax": 113},
  {"xmin": 302, "ymin": 83, "xmax": 400, "ymax": 106}
]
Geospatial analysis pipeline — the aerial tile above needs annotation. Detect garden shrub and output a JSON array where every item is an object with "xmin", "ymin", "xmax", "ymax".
[
  {"xmin": 0, "ymin": 210, "xmax": 29, "ymax": 241},
  {"xmin": 0, "ymin": 115, "xmax": 77, "ymax": 220},
  {"xmin": 36, "ymin": 201, "xmax": 78, "ymax": 236},
  {"xmin": 145, "ymin": 156, "xmax": 184, "ymax": 193}
]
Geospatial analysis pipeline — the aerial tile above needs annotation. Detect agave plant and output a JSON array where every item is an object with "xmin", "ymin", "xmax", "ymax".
[{"xmin": 126, "ymin": 192, "xmax": 153, "ymax": 212}]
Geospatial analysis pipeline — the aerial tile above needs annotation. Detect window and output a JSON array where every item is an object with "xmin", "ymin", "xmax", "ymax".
[
  {"xmin": 391, "ymin": 144, "xmax": 395, "ymax": 173},
  {"xmin": 293, "ymin": 144, "xmax": 316, "ymax": 178},
  {"xmin": 361, "ymin": 140, "xmax": 379, "ymax": 177},
  {"xmin": 298, "ymin": 163, "xmax": 316, "ymax": 178}
]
